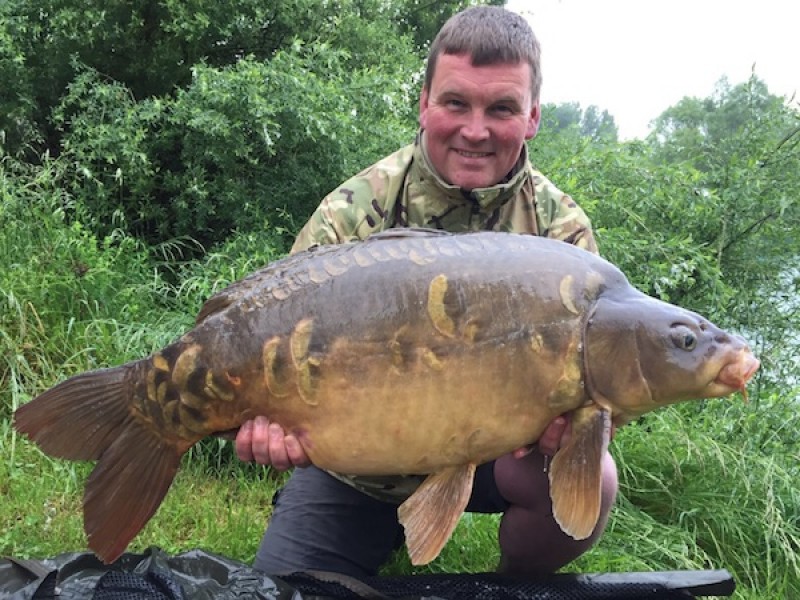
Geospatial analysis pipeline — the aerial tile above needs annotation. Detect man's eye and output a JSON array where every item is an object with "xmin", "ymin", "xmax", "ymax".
[
  {"xmin": 492, "ymin": 105, "xmax": 514, "ymax": 116},
  {"xmin": 446, "ymin": 99, "xmax": 466, "ymax": 109}
]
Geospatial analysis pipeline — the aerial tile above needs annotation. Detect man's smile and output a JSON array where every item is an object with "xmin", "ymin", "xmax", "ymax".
[{"xmin": 455, "ymin": 150, "xmax": 493, "ymax": 158}]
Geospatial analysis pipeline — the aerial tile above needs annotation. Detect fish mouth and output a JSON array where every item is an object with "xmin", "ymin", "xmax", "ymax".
[{"xmin": 713, "ymin": 350, "xmax": 760, "ymax": 400}]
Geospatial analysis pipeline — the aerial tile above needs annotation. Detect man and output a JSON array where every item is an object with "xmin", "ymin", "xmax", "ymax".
[{"xmin": 236, "ymin": 5, "xmax": 618, "ymax": 578}]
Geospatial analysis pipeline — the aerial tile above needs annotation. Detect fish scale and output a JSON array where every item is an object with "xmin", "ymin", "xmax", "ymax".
[{"xmin": 13, "ymin": 228, "xmax": 759, "ymax": 566}]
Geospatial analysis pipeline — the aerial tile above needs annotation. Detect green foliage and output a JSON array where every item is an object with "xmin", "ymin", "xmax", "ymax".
[
  {"xmin": 647, "ymin": 75, "xmax": 800, "ymax": 286},
  {"xmin": 613, "ymin": 399, "xmax": 800, "ymax": 597},
  {"xmin": 0, "ymin": 4, "xmax": 37, "ymax": 155},
  {"xmin": 175, "ymin": 228, "xmax": 286, "ymax": 312},
  {"xmin": 534, "ymin": 79, "xmax": 800, "ymax": 383},
  {"xmin": 391, "ymin": 0, "xmax": 503, "ymax": 53},
  {"xmin": 52, "ymin": 41, "xmax": 418, "ymax": 248},
  {"xmin": 541, "ymin": 102, "xmax": 619, "ymax": 143},
  {"xmin": 0, "ymin": 156, "xmax": 169, "ymax": 327},
  {"xmin": 2, "ymin": 0, "xmax": 423, "ymax": 148},
  {"xmin": 0, "ymin": 152, "xmax": 291, "ymax": 560},
  {"xmin": 532, "ymin": 135, "xmax": 729, "ymax": 314},
  {"xmin": 2, "ymin": 0, "xmax": 450, "ymax": 247},
  {"xmin": 647, "ymin": 75, "xmax": 800, "ymax": 385},
  {"xmin": 0, "ymin": 155, "xmax": 177, "ymax": 423},
  {"xmin": 651, "ymin": 76, "xmax": 786, "ymax": 166}
]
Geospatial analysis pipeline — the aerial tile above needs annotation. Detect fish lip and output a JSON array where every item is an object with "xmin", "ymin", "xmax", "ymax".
[
  {"xmin": 743, "ymin": 357, "xmax": 760, "ymax": 381},
  {"xmin": 712, "ymin": 352, "xmax": 760, "ymax": 394}
]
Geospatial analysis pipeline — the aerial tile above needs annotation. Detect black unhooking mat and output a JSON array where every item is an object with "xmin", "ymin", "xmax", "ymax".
[{"xmin": 0, "ymin": 547, "xmax": 735, "ymax": 600}]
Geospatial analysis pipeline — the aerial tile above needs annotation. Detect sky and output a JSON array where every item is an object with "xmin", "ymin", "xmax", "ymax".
[{"xmin": 506, "ymin": 0, "xmax": 799, "ymax": 139}]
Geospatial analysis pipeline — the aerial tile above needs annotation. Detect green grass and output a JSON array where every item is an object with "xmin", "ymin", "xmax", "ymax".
[
  {"xmin": 4, "ymin": 399, "xmax": 800, "ymax": 598},
  {"xmin": 1, "ymin": 426, "xmax": 284, "ymax": 562}
]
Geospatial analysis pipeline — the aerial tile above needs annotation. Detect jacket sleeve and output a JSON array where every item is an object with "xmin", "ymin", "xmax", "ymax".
[
  {"xmin": 548, "ymin": 193, "xmax": 598, "ymax": 254},
  {"xmin": 531, "ymin": 171, "xmax": 598, "ymax": 255},
  {"xmin": 291, "ymin": 147, "xmax": 415, "ymax": 254}
]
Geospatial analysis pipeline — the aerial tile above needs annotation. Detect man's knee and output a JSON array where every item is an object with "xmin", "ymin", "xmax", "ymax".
[
  {"xmin": 495, "ymin": 450, "xmax": 618, "ymax": 575},
  {"xmin": 598, "ymin": 450, "xmax": 618, "ymax": 524},
  {"xmin": 254, "ymin": 467, "xmax": 402, "ymax": 577}
]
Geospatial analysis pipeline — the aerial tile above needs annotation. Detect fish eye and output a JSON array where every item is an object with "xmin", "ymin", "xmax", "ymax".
[
  {"xmin": 671, "ymin": 326, "xmax": 698, "ymax": 351},
  {"xmin": 681, "ymin": 333, "xmax": 697, "ymax": 350}
]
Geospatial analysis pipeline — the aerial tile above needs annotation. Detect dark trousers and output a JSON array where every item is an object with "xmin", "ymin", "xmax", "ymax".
[{"xmin": 254, "ymin": 463, "xmax": 506, "ymax": 577}]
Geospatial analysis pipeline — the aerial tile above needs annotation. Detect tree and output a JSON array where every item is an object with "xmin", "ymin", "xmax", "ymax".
[
  {"xmin": 533, "ymin": 76, "xmax": 800, "ymax": 387},
  {"xmin": 540, "ymin": 102, "xmax": 618, "ymax": 142},
  {"xmin": 580, "ymin": 105, "xmax": 618, "ymax": 142},
  {"xmin": 393, "ymin": 0, "xmax": 503, "ymax": 53},
  {"xmin": 52, "ymin": 40, "xmax": 420, "ymax": 250},
  {"xmin": 648, "ymin": 75, "xmax": 800, "ymax": 306},
  {"xmin": 4, "ymin": 0, "xmax": 488, "ymax": 247},
  {"xmin": 1, "ymin": 0, "xmax": 472, "ymax": 159}
]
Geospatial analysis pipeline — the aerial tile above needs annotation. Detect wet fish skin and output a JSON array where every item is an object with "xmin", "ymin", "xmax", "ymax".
[{"xmin": 13, "ymin": 229, "xmax": 759, "ymax": 565}]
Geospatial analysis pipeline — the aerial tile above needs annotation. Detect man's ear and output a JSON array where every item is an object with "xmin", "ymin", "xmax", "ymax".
[
  {"xmin": 526, "ymin": 100, "xmax": 541, "ymax": 140},
  {"xmin": 419, "ymin": 86, "xmax": 430, "ymax": 129}
]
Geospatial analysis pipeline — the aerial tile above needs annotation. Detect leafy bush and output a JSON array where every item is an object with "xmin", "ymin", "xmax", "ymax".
[
  {"xmin": 52, "ymin": 41, "xmax": 417, "ymax": 249},
  {"xmin": 1, "ymin": 0, "xmax": 433, "ymax": 154},
  {"xmin": 1, "ymin": 0, "xmax": 436, "ymax": 248}
]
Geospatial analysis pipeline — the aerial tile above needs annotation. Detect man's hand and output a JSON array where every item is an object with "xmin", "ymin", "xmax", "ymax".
[
  {"xmin": 235, "ymin": 416, "xmax": 311, "ymax": 470},
  {"xmin": 510, "ymin": 415, "xmax": 570, "ymax": 459},
  {"xmin": 511, "ymin": 414, "xmax": 617, "ymax": 460},
  {"xmin": 536, "ymin": 415, "xmax": 570, "ymax": 457}
]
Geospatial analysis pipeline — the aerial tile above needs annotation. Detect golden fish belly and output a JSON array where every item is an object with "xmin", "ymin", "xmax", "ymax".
[{"xmin": 252, "ymin": 328, "xmax": 587, "ymax": 475}]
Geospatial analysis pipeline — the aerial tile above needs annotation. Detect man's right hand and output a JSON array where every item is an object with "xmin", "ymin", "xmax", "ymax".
[
  {"xmin": 235, "ymin": 416, "xmax": 311, "ymax": 470},
  {"xmin": 508, "ymin": 415, "xmax": 569, "ymax": 460}
]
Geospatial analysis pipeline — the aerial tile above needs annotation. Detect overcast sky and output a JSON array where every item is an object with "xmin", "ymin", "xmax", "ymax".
[{"xmin": 506, "ymin": 0, "xmax": 799, "ymax": 139}]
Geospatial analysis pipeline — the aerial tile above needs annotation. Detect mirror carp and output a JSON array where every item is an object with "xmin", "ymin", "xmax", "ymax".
[{"xmin": 14, "ymin": 229, "xmax": 759, "ymax": 565}]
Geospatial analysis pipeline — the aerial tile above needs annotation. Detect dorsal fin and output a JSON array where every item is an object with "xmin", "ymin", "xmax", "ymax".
[{"xmin": 366, "ymin": 227, "xmax": 452, "ymax": 242}]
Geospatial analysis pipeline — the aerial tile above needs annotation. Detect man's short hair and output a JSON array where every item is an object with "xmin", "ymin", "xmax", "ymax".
[{"xmin": 424, "ymin": 6, "xmax": 542, "ymax": 102}]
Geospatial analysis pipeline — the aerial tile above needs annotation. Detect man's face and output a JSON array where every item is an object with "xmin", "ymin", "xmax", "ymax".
[{"xmin": 419, "ymin": 53, "xmax": 540, "ymax": 190}]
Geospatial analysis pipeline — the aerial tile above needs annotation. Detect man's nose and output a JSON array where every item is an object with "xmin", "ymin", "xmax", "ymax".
[{"xmin": 461, "ymin": 111, "xmax": 490, "ymax": 142}]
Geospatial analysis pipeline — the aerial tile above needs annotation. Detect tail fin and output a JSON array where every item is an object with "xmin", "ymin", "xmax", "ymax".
[{"xmin": 13, "ymin": 364, "xmax": 188, "ymax": 563}]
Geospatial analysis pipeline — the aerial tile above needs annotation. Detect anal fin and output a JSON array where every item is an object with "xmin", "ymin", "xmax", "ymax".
[
  {"xmin": 548, "ymin": 404, "xmax": 611, "ymax": 540},
  {"xmin": 397, "ymin": 463, "xmax": 476, "ymax": 565}
]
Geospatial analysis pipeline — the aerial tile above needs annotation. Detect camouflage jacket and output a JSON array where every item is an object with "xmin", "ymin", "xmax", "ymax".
[
  {"xmin": 291, "ymin": 135, "xmax": 597, "ymax": 503},
  {"xmin": 292, "ymin": 135, "xmax": 597, "ymax": 254}
]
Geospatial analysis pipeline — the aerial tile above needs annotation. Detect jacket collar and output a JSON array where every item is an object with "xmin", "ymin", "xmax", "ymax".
[{"xmin": 412, "ymin": 130, "xmax": 530, "ymax": 213}]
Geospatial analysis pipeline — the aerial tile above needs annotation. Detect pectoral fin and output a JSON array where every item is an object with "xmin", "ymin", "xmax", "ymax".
[
  {"xmin": 548, "ymin": 404, "xmax": 611, "ymax": 540},
  {"xmin": 397, "ymin": 463, "xmax": 476, "ymax": 565}
]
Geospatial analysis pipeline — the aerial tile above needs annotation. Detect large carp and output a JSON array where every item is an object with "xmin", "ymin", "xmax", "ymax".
[{"xmin": 14, "ymin": 229, "xmax": 758, "ymax": 566}]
